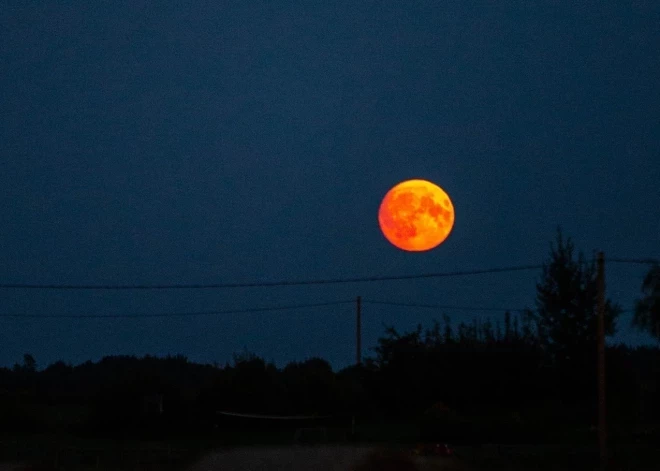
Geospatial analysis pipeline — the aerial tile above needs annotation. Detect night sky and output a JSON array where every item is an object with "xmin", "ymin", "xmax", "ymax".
[{"xmin": 2, "ymin": 1, "xmax": 659, "ymax": 371}]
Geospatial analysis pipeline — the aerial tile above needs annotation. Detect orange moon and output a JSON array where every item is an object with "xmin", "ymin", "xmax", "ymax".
[{"xmin": 378, "ymin": 179, "xmax": 455, "ymax": 251}]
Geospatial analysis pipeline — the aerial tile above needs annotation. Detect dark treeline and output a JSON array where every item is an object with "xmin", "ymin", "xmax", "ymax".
[
  {"xmin": 0, "ymin": 328, "xmax": 658, "ymax": 444},
  {"xmin": 1, "ymin": 229, "xmax": 659, "ymax": 444}
]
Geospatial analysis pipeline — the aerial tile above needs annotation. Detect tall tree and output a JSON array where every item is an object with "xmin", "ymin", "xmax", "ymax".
[
  {"xmin": 13, "ymin": 353, "xmax": 37, "ymax": 373},
  {"xmin": 504, "ymin": 311, "xmax": 512, "ymax": 341},
  {"xmin": 442, "ymin": 314, "xmax": 453, "ymax": 343},
  {"xmin": 536, "ymin": 229, "xmax": 621, "ymax": 363},
  {"xmin": 633, "ymin": 263, "xmax": 660, "ymax": 341}
]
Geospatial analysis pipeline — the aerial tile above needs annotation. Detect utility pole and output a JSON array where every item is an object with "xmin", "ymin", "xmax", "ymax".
[
  {"xmin": 596, "ymin": 251, "xmax": 607, "ymax": 470},
  {"xmin": 352, "ymin": 295, "xmax": 362, "ymax": 442},
  {"xmin": 356, "ymin": 296, "xmax": 362, "ymax": 366}
]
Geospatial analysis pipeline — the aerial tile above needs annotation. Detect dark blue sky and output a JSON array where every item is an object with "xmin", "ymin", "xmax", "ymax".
[{"xmin": 2, "ymin": 1, "xmax": 659, "ymax": 371}]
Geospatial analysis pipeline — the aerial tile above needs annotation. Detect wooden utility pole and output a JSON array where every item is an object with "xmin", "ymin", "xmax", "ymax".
[
  {"xmin": 352, "ymin": 296, "xmax": 362, "ymax": 441},
  {"xmin": 596, "ymin": 251, "xmax": 607, "ymax": 470},
  {"xmin": 356, "ymin": 296, "xmax": 362, "ymax": 366}
]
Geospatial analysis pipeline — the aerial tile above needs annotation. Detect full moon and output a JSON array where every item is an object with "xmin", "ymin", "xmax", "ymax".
[{"xmin": 378, "ymin": 179, "xmax": 455, "ymax": 251}]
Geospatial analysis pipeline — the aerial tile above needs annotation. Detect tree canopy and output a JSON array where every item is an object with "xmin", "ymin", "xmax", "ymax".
[
  {"xmin": 535, "ymin": 228, "xmax": 621, "ymax": 363},
  {"xmin": 634, "ymin": 263, "xmax": 660, "ymax": 341}
]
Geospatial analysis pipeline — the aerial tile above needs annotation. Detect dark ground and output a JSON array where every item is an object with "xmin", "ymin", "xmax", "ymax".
[{"xmin": 0, "ymin": 425, "xmax": 658, "ymax": 471}]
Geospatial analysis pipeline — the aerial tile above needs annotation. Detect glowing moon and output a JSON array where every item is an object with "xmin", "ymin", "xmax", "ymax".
[{"xmin": 378, "ymin": 179, "xmax": 455, "ymax": 251}]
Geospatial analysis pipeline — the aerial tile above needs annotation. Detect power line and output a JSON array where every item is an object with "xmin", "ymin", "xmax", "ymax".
[
  {"xmin": 0, "ymin": 300, "xmax": 353, "ymax": 319},
  {"xmin": 0, "ymin": 264, "xmax": 543, "ymax": 290},
  {"xmin": 362, "ymin": 299, "xmax": 528, "ymax": 313},
  {"xmin": 0, "ymin": 297, "xmax": 635, "ymax": 320},
  {"xmin": 1, "ymin": 257, "xmax": 656, "ymax": 291},
  {"xmin": 607, "ymin": 258, "xmax": 659, "ymax": 266},
  {"xmin": 363, "ymin": 299, "xmax": 634, "ymax": 314}
]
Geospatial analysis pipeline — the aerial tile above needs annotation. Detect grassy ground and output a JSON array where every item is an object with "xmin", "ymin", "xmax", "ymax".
[
  {"xmin": 186, "ymin": 445, "xmax": 469, "ymax": 471},
  {"xmin": 452, "ymin": 443, "xmax": 659, "ymax": 470},
  {"xmin": 1, "ymin": 426, "xmax": 658, "ymax": 470},
  {"xmin": 1, "ymin": 443, "xmax": 658, "ymax": 471},
  {"xmin": 0, "ymin": 434, "xmax": 207, "ymax": 471}
]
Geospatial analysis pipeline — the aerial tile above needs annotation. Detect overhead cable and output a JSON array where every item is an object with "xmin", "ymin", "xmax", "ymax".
[
  {"xmin": 0, "ymin": 264, "xmax": 544, "ymax": 290},
  {"xmin": 0, "ymin": 300, "xmax": 353, "ymax": 319}
]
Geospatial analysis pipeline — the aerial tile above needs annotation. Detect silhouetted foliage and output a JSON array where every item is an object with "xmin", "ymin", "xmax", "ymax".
[
  {"xmin": 355, "ymin": 306, "xmax": 546, "ymax": 438},
  {"xmin": 223, "ymin": 351, "xmax": 285, "ymax": 415},
  {"xmin": 283, "ymin": 357, "xmax": 336, "ymax": 414},
  {"xmin": 13, "ymin": 353, "xmax": 37, "ymax": 373},
  {"xmin": 536, "ymin": 229, "xmax": 621, "ymax": 362},
  {"xmin": 634, "ymin": 263, "xmax": 660, "ymax": 341},
  {"xmin": 534, "ymin": 229, "xmax": 625, "ymax": 415},
  {"xmin": 0, "ymin": 338, "xmax": 658, "ymax": 443}
]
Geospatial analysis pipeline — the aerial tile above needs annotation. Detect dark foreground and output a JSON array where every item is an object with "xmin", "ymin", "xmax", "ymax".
[
  {"xmin": 0, "ymin": 442, "xmax": 658, "ymax": 471},
  {"xmin": 0, "ymin": 435, "xmax": 657, "ymax": 470}
]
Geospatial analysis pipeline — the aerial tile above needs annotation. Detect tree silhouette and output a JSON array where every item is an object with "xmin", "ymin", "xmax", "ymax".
[
  {"xmin": 13, "ymin": 353, "xmax": 37, "ymax": 373},
  {"xmin": 0, "ymin": 334, "xmax": 657, "ymax": 443},
  {"xmin": 535, "ymin": 229, "xmax": 622, "ymax": 411},
  {"xmin": 282, "ymin": 358, "xmax": 336, "ymax": 414},
  {"xmin": 535, "ymin": 228, "xmax": 621, "ymax": 362},
  {"xmin": 633, "ymin": 263, "xmax": 660, "ymax": 341}
]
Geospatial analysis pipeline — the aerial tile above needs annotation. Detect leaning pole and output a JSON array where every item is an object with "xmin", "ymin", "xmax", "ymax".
[{"xmin": 596, "ymin": 251, "xmax": 607, "ymax": 470}]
